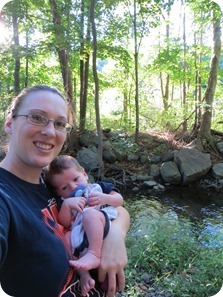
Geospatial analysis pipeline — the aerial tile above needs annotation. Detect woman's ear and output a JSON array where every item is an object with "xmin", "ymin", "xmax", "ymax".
[{"xmin": 4, "ymin": 117, "xmax": 12, "ymax": 135}]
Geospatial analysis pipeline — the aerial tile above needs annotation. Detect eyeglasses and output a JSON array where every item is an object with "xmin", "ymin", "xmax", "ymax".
[{"xmin": 13, "ymin": 113, "xmax": 73, "ymax": 133}]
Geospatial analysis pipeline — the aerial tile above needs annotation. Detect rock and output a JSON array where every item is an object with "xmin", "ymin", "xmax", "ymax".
[
  {"xmin": 143, "ymin": 180, "xmax": 157, "ymax": 188},
  {"xmin": 132, "ymin": 186, "xmax": 140, "ymax": 191},
  {"xmin": 185, "ymin": 138, "xmax": 204, "ymax": 152},
  {"xmin": 161, "ymin": 150, "xmax": 177, "ymax": 162},
  {"xmin": 157, "ymin": 183, "xmax": 165, "ymax": 191},
  {"xmin": 212, "ymin": 163, "xmax": 223, "ymax": 179},
  {"xmin": 140, "ymin": 153, "xmax": 151, "ymax": 165},
  {"xmin": 135, "ymin": 175, "xmax": 153, "ymax": 181},
  {"xmin": 128, "ymin": 154, "xmax": 139, "ymax": 161},
  {"xmin": 141, "ymin": 273, "xmax": 151, "ymax": 283},
  {"xmin": 150, "ymin": 156, "xmax": 161, "ymax": 164},
  {"xmin": 150, "ymin": 164, "xmax": 160, "ymax": 178},
  {"xmin": 113, "ymin": 146, "xmax": 127, "ymax": 161},
  {"xmin": 216, "ymin": 141, "xmax": 223, "ymax": 154},
  {"xmin": 130, "ymin": 175, "xmax": 137, "ymax": 181},
  {"xmin": 102, "ymin": 148, "xmax": 116, "ymax": 164},
  {"xmin": 79, "ymin": 132, "xmax": 101, "ymax": 147},
  {"xmin": 174, "ymin": 148, "xmax": 212, "ymax": 185},
  {"xmin": 160, "ymin": 161, "xmax": 181, "ymax": 185},
  {"xmin": 76, "ymin": 147, "xmax": 100, "ymax": 172}
]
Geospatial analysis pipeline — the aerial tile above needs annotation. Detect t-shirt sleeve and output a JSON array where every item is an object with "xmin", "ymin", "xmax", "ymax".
[
  {"xmin": 0, "ymin": 195, "xmax": 10, "ymax": 269},
  {"xmin": 97, "ymin": 181, "xmax": 120, "ymax": 194}
]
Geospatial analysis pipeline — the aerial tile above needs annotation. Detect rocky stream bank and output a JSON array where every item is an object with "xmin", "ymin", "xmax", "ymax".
[
  {"xmin": 1, "ymin": 129, "xmax": 223, "ymax": 198},
  {"xmin": 64, "ymin": 130, "xmax": 223, "ymax": 197}
]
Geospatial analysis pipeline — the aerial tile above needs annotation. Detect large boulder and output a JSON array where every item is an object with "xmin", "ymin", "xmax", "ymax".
[
  {"xmin": 174, "ymin": 148, "xmax": 212, "ymax": 184},
  {"xmin": 76, "ymin": 147, "xmax": 100, "ymax": 172}
]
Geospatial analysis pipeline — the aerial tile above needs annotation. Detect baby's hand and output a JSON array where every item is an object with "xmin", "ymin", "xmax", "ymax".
[
  {"xmin": 88, "ymin": 192, "xmax": 105, "ymax": 207},
  {"xmin": 64, "ymin": 197, "xmax": 86, "ymax": 213}
]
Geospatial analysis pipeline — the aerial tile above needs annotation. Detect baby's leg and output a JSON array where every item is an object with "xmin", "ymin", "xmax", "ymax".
[
  {"xmin": 79, "ymin": 270, "xmax": 95, "ymax": 296},
  {"xmin": 73, "ymin": 208, "xmax": 106, "ymax": 270}
]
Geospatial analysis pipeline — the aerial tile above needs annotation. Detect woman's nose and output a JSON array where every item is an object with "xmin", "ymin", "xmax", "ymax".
[{"xmin": 41, "ymin": 121, "xmax": 56, "ymax": 136}]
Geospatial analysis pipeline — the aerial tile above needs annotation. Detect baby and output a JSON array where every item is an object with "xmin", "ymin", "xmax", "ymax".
[{"xmin": 45, "ymin": 155, "xmax": 123, "ymax": 296}]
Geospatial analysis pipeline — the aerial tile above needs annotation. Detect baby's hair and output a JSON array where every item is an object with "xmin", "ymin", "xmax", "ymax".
[{"xmin": 44, "ymin": 155, "xmax": 84, "ymax": 189}]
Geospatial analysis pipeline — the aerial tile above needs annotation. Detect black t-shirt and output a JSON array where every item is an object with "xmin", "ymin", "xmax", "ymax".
[{"xmin": 0, "ymin": 168, "xmax": 105, "ymax": 297}]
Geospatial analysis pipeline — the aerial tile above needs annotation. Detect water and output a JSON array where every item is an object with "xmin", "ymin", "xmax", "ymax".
[{"xmin": 123, "ymin": 186, "xmax": 223, "ymax": 249}]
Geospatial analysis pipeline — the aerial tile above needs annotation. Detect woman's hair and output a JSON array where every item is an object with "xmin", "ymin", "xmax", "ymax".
[
  {"xmin": 44, "ymin": 155, "xmax": 84, "ymax": 191},
  {"xmin": 7, "ymin": 85, "xmax": 66, "ymax": 117}
]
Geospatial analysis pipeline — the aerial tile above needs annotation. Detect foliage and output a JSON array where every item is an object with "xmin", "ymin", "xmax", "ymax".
[
  {"xmin": 124, "ymin": 216, "xmax": 223, "ymax": 297},
  {"xmin": 0, "ymin": 0, "xmax": 222, "ymax": 137}
]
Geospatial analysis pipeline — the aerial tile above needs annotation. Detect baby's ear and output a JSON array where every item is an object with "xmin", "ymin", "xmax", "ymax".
[{"xmin": 84, "ymin": 170, "xmax": 88, "ymax": 179}]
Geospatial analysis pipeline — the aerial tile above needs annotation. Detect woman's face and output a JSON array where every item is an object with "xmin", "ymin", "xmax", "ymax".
[{"xmin": 5, "ymin": 90, "xmax": 68, "ymax": 170}]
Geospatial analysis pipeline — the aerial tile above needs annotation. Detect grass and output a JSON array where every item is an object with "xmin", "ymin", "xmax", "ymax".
[{"xmin": 122, "ymin": 216, "xmax": 223, "ymax": 297}]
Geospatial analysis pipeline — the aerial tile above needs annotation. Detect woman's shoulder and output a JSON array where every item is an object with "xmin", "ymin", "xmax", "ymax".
[
  {"xmin": 0, "ymin": 168, "xmax": 17, "ymax": 194},
  {"xmin": 0, "ymin": 167, "xmax": 14, "ymax": 179},
  {"xmin": 0, "ymin": 168, "xmax": 50, "ymax": 206}
]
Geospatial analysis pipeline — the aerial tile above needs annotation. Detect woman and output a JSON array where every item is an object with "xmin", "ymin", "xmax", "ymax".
[{"xmin": 0, "ymin": 85, "xmax": 130, "ymax": 297}]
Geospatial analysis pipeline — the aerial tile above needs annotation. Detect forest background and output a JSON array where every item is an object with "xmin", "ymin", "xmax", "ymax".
[
  {"xmin": 0, "ymin": 1, "xmax": 223, "ymax": 297},
  {"xmin": 0, "ymin": 0, "xmax": 223, "ymax": 162}
]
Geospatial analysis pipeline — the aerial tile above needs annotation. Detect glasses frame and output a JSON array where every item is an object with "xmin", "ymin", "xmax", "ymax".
[{"xmin": 13, "ymin": 113, "xmax": 73, "ymax": 133}]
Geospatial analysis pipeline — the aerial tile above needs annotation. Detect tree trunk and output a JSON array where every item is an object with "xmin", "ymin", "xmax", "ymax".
[
  {"xmin": 133, "ymin": 0, "xmax": 139, "ymax": 143},
  {"xmin": 49, "ymin": 0, "xmax": 73, "ymax": 102},
  {"xmin": 49, "ymin": 0, "xmax": 77, "ymax": 150},
  {"xmin": 191, "ymin": 9, "xmax": 203, "ymax": 136},
  {"xmin": 24, "ymin": 3, "xmax": 28, "ymax": 88},
  {"xmin": 182, "ymin": 0, "xmax": 187, "ymax": 132},
  {"xmin": 90, "ymin": 0, "xmax": 103, "ymax": 174},
  {"xmin": 12, "ymin": 11, "xmax": 20, "ymax": 94},
  {"xmin": 199, "ymin": 12, "xmax": 221, "ymax": 150},
  {"xmin": 197, "ymin": 10, "xmax": 203, "ymax": 125},
  {"xmin": 51, "ymin": 1, "xmax": 72, "ymax": 98},
  {"xmin": 24, "ymin": 29, "xmax": 29, "ymax": 88},
  {"xmin": 79, "ymin": 0, "xmax": 90, "ymax": 133},
  {"xmin": 160, "ymin": 72, "xmax": 169, "ymax": 111}
]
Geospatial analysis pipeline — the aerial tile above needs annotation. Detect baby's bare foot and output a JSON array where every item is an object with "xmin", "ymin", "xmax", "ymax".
[
  {"xmin": 79, "ymin": 270, "xmax": 95, "ymax": 296},
  {"xmin": 73, "ymin": 251, "xmax": 100, "ymax": 270}
]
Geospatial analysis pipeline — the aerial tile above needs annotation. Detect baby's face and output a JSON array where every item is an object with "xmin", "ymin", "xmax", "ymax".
[{"xmin": 52, "ymin": 167, "xmax": 88, "ymax": 198}]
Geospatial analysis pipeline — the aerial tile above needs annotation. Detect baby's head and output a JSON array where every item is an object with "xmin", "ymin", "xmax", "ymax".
[{"xmin": 45, "ymin": 155, "xmax": 88, "ymax": 198}]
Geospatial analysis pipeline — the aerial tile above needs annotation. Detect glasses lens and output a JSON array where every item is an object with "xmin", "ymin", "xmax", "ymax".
[
  {"xmin": 28, "ymin": 114, "xmax": 48, "ymax": 126},
  {"xmin": 55, "ymin": 120, "xmax": 72, "ymax": 132}
]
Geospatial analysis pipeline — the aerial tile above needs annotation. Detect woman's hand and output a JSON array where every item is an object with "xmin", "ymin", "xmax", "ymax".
[{"xmin": 98, "ymin": 206, "xmax": 130, "ymax": 297}]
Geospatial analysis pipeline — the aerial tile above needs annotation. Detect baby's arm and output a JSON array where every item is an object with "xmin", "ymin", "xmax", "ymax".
[
  {"xmin": 88, "ymin": 190, "xmax": 123, "ymax": 208},
  {"xmin": 58, "ymin": 197, "xmax": 86, "ymax": 228}
]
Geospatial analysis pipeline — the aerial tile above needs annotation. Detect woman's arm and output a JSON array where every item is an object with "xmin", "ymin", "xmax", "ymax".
[
  {"xmin": 98, "ymin": 206, "xmax": 130, "ymax": 297},
  {"xmin": 0, "ymin": 198, "xmax": 10, "ymax": 268}
]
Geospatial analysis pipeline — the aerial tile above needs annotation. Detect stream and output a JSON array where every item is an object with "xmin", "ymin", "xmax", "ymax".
[{"xmin": 123, "ymin": 186, "xmax": 223, "ymax": 249}]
